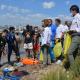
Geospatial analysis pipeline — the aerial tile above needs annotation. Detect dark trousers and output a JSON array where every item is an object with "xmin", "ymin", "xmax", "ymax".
[
  {"xmin": 0, "ymin": 49, "xmax": 2, "ymax": 64},
  {"xmin": 0, "ymin": 47, "xmax": 5, "ymax": 64},
  {"xmin": 8, "ymin": 44, "xmax": 20, "ymax": 63}
]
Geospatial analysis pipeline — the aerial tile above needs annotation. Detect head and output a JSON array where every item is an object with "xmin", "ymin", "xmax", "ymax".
[
  {"xmin": 48, "ymin": 19, "xmax": 53, "ymax": 26},
  {"xmin": 2, "ymin": 29, "xmax": 8, "ymax": 37},
  {"xmin": 55, "ymin": 18, "xmax": 61, "ymax": 26},
  {"xmin": 9, "ymin": 27, "xmax": 15, "ymax": 33},
  {"xmin": 16, "ymin": 32, "xmax": 19, "ymax": 35},
  {"xmin": 65, "ymin": 21, "xmax": 68, "ymax": 25},
  {"xmin": 34, "ymin": 27, "xmax": 38, "ymax": 32},
  {"xmin": 65, "ymin": 21, "xmax": 72, "ymax": 27},
  {"xmin": 70, "ymin": 5, "xmax": 79, "ymax": 16},
  {"xmin": 26, "ymin": 25, "xmax": 32, "ymax": 32},
  {"xmin": 26, "ymin": 25, "xmax": 30, "ymax": 30},
  {"xmin": 42, "ymin": 19, "xmax": 49, "ymax": 27}
]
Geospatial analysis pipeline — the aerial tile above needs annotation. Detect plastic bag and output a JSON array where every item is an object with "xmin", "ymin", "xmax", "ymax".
[
  {"xmin": 21, "ymin": 58, "xmax": 39, "ymax": 65},
  {"xmin": 63, "ymin": 33, "xmax": 72, "ymax": 56},
  {"xmin": 53, "ymin": 42, "xmax": 62, "ymax": 58},
  {"xmin": 39, "ymin": 50, "xmax": 43, "ymax": 61}
]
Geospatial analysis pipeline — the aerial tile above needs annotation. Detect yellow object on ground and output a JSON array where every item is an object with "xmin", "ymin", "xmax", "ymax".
[
  {"xmin": 53, "ymin": 42, "xmax": 62, "ymax": 58},
  {"xmin": 63, "ymin": 33, "xmax": 72, "ymax": 56},
  {"xmin": 40, "ymin": 50, "xmax": 43, "ymax": 61}
]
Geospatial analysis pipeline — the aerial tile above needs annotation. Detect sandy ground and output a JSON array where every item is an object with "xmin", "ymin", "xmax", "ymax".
[
  {"xmin": 0, "ymin": 52, "xmax": 51, "ymax": 80},
  {"xmin": 0, "ymin": 44, "xmax": 45, "ymax": 80}
]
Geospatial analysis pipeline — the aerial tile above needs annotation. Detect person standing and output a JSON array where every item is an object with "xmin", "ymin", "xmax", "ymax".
[
  {"xmin": 41, "ymin": 19, "xmax": 52, "ymax": 65},
  {"xmin": 24, "ymin": 31, "xmax": 33, "ymax": 58},
  {"xmin": 33, "ymin": 27, "xmax": 40, "ymax": 59},
  {"xmin": 67, "ymin": 5, "xmax": 80, "ymax": 66},
  {"xmin": 6, "ymin": 27, "xmax": 20, "ymax": 65},
  {"xmin": 48, "ymin": 19, "xmax": 57, "ymax": 63},
  {"xmin": 55, "ymin": 19, "xmax": 65, "ymax": 64},
  {"xmin": 55, "ymin": 19, "xmax": 64, "ymax": 46},
  {"xmin": 0, "ymin": 29, "xmax": 8, "ymax": 67},
  {"xmin": 15, "ymin": 32, "xmax": 21, "ymax": 62}
]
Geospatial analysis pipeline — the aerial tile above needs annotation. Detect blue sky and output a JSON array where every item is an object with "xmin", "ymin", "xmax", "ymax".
[{"xmin": 0, "ymin": 0, "xmax": 80, "ymax": 26}]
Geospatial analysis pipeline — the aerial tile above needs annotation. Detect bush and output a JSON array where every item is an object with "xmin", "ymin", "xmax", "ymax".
[
  {"xmin": 40, "ymin": 56, "xmax": 80, "ymax": 80},
  {"xmin": 41, "ymin": 65, "xmax": 73, "ymax": 80},
  {"xmin": 70, "ymin": 56, "xmax": 80, "ymax": 77}
]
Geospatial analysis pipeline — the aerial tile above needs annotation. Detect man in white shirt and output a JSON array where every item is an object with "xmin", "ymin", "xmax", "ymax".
[
  {"xmin": 67, "ymin": 5, "xmax": 80, "ymax": 67},
  {"xmin": 41, "ymin": 19, "xmax": 52, "ymax": 65},
  {"xmin": 64, "ymin": 21, "xmax": 69, "ymax": 32},
  {"xmin": 55, "ymin": 19, "xmax": 65, "ymax": 47},
  {"xmin": 54, "ymin": 19, "xmax": 65, "ymax": 63},
  {"xmin": 55, "ymin": 19, "xmax": 65, "ymax": 39},
  {"xmin": 41, "ymin": 26, "xmax": 52, "ymax": 46}
]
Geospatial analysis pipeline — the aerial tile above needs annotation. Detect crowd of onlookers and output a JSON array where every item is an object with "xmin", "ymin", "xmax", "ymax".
[{"xmin": 0, "ymin": 5, "xmax": 80, "ymax": 69}]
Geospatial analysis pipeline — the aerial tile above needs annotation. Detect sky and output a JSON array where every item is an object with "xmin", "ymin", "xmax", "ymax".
[{"xmin": 0, "ymin": 0, "xmax": 80, "ymax": 26}]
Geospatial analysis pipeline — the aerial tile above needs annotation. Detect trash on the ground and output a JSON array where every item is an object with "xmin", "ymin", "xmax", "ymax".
[
  {"xmin": 21, "ymin": 58, "xmax": 39, "ymax": 65},
  {"xmin": 14, "ymin": 62, "xmax": 23, "ymax": 67}
]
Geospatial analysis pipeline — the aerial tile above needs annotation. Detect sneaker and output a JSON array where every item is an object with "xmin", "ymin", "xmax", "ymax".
[{"xmin": 56, "ymin": 60, "xmax": 62, "ymax": 65}]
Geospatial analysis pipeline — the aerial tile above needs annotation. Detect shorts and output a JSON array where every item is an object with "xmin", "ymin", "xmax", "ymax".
[{"xmin": 24, "ymin": 43, "xmax": 33, "ymax": 49}]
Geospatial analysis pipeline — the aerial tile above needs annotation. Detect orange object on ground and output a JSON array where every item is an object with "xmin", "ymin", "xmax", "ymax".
[{"xmin": 21, "ymin": 58, "xmax": 39, "ymax": 65}]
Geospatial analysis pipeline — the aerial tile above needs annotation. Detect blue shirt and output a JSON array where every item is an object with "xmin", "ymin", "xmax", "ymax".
[
  {"xmin": 6, "ymin": 32, "xmax": 15, "ymax": 45},
  {"xmin": 49, "ymin": 24, "xmax": 57, "ymax": 41}
]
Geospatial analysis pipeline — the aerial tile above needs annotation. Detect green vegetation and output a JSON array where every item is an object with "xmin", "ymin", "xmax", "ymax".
[
  {"xmin": 40, "ymin": 57, "xmax": 80, "ymax": 80},
  {"xmin": 70, "ymin": 56, "xmax": 80, "ymax": 78}
]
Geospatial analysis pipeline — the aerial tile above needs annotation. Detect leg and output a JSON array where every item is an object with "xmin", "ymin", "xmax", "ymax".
[
  {"xmin": 48, "ymin": 41, "xmax": 55, "ymax": 63},
  {"xmin": 28, "ymin": 50, "xmax": 30, "ymax": 58},
  {"xmin": 13, "ymin": 44, "xmax": 20, "ymax": 62},
  {"xmin": 77, "ymin": 44, "xmax": 80, "ymax": 56},
  {"xmin": 0, "ymin": 49, "xmax": 2, "ymax": 66},
  {"xmin": 48, "ymin": 47, "xmax": 55, "ymax": 62},
  {"xmin": 68, "ymin": 36, "xmax": 79, "ymax": 65},
  {"xmin": 26, "ymin": 49, "xmax": 29, "ymax": 58},
  {"xmin": 30, "ymin": 49, "xmax": 34, "ymax": 58},
  {"xmin": 8, "ymin": 45, "xmax": 12, "ymax": 63},
  {"xmin": 42, "ymin": 45, "xmax": 48, "ymax": 65}
]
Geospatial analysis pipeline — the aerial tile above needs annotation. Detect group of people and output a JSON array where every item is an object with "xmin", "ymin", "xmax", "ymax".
[
  {"xmin": 0, "ymin": 5, "xmax": 80, "ymax": 69},
  {"xmin": 0, "ymin": 27, "xmax": 21, "ymax": 67}
]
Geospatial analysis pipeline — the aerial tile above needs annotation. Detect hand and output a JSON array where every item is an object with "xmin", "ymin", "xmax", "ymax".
[
  {"xmin": 68, "ymin": 30, "xmax": 77, "ymax": 35},
  {"xmin": 46, "ymin": 43, "xmax": 50, "ymax": 47}
]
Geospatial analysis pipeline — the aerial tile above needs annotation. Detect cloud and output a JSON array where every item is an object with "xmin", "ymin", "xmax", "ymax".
[
  {"xmin": 27, "ymin": 13, "xmax": 49, "ymax": 25},
  {"xmin": 0, "ymin": 13, "xmax": 30, "ymax": 25},
  {"xmin": 0, "ymin": 12, "xmax": 53, "ymax": 26},
  {"xmin": 55, "ymin": 14, "xmax": 72, "ymax": 21},
  {"xmin": 0, "ymin": 4, "xmax": 30, "ymax": 13},
  {"xmin": 66, "ymin": 0, "xmax": 70, "ymax": 5},
  {"xmin": 43, "ymin": 1, "xmax": 55, "ymax": 9},
  {"xmin": 28, "ymin": 13, "xmax": 47, "ymax": 19},
  {"xmin": 0, "ymin": 4, "xmax": 6, "ymax": 10},
  {"xmin": 0, "ymin": 4, "xmax": 54, "ymax": 26},
  {"xmin": 27, "ymin": 13, "xmax": 53, "ymax": 21}
]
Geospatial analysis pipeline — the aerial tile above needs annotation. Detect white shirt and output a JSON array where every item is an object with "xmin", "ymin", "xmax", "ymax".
[
  {"xmin": 63, "ymin": 25, "xmax": 69, "ymax": 32},
  {"xmin": 41, "ymin": 27, "xmax": 52, "ymax": 46},
  {"xmin": 70, "ymin": 13, "xmax": 80, "ymax": 32},
  {"xmin": 56, "ymin": 24, "xmax": 64, "ymax": 38}
]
